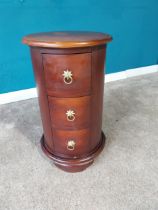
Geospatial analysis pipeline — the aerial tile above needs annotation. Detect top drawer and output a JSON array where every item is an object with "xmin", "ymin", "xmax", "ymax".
[{"xmin": 42, "ymin": 53, "xmax": 91, "ymax": 97}]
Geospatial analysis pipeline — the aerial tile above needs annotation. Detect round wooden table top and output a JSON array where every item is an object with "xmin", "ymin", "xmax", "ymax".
[{"xmin": 22, "ymin": 31, "xmax": 112, "ymax": 48}]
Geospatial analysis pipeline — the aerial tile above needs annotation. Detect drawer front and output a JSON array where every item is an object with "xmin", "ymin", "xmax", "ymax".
[
  {"xmin": 43, "ymin": 53, "xmax": 91, "ymax": 97},
  {"xmin": 48, "ymin": 96, "xmax": 91, "ymax": 130},
  {"xmin": 52, "ymin": 129, "xmax": 90, "ymax": 157}
]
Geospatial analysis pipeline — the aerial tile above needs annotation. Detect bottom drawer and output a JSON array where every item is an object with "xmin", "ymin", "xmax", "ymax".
[{"xmin": 53, "ymin": 128, "xmax": 90, "ymax": 158}]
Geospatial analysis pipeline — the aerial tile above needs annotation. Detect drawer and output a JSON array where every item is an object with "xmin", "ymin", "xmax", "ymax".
[
  {"xmin": 48, "ymin": 96, "xmax": 91, "ymax": 130},
  {"xmin": 43, "ymin": 53, "xmax": 91, "ymax": 97},
  {"xmin": 52, "ymin": 128, "xmax": 90, "ymax": 157}
]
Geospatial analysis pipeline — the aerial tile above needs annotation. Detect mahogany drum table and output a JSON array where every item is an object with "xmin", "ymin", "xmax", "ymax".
[{"xmin": 22, "ymin": 31, "xmax": 112, "ymax": 172}]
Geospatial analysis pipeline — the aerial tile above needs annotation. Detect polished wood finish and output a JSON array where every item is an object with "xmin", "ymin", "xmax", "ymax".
[
  {"xmin": 43, "ymin": 53, "xmax": 91, "ymax": 97},
  {"xmin": 90, "ymin": 46, "xmax": 106, "ymax": 150},
  {"xmin": 52, "ymin": 128, "xmax": 90, "ymax": 157},
  {"xmin": 48, "ymin": 96, "xmax": 91, "ymax": 130},
  {"xmin": 30, "ymin": 48, "xmax": 54, "ymax": 151},
  {"xmin": 23, "ymin": 31, "xmax": 112, "ymax": 48},
  {"xmin": 23, "ymin": 31, "xmax": 112, "ymax": 172},
  {"xmin": 41, "ymin": 132, "xmax": 105, "ymax": 173}
]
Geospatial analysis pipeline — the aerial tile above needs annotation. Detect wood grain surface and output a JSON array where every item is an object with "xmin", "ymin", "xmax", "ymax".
[
  {"xmin": 23, "ymin": 31, "xmax": 112, "ymax": 48},
  {"xmin": 24, "ymin": 32, "xmax": 111, "ymax": 172}
]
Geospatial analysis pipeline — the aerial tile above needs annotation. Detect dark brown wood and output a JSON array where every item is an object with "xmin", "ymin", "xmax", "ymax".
[
  {"xmin": 23, "ymin": 31, "xmax": 112, "ymax": 172},
  {"xmin": 43, "ymin": 53, "xmax": 91, "ymax": 97},
  {"xmin": 23, "ymin": 31, "xmax": 112, "ymax": 48},
  {"xmin": 90, "ymin": 46, "xmax": 106, "ymax": 150},
  {"xmin": 40, "ymin": 46, "xmax": 92, "ymax": 54},
  {"xmin": 52, "ymin": 128, "xmax": 90, "ymax": 158},
  {"xmin": 41, "ymin": 132, "xmax": 105, "ymax": 173},
  {"xmin": 48, "ymin": 96, "xmax": 91, "ymax": 130},
  {"xmin": 30, "ymin": 48, "xmax": 54, "ymax": 152}
]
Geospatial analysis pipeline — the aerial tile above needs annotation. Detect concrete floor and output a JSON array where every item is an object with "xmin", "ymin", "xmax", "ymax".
[{"xmin": 0, "ymin": 73, "xmax": 158, "ymax": 210}]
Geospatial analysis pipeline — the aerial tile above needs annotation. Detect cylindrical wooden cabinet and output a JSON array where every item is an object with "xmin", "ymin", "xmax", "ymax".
[{"xmin": 23, "ymin": 32, "xmax": 112, "ymax": 172}]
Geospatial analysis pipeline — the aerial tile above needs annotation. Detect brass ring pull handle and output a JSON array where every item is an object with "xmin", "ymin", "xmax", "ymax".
[
  {"xmin": 67, "ymin": 140, "xmax": 75, "ymax": 151},
  {"xmin": 62, "ymin": 69, "xmax": 73, "ymax": 84},
  {"xmin": 66, "ymin": 110, "xmax": 75, "ymax": 121}
]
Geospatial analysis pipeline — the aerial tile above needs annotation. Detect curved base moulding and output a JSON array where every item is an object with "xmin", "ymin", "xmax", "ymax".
[{"xmin": 41, "ymin": 131, "xmax": 106, "ymax": 173}]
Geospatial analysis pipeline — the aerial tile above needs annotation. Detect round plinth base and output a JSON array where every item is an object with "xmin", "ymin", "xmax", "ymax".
[{"xmin": 41, "ymin": 132, "xmax": 106, "ymax": 173}]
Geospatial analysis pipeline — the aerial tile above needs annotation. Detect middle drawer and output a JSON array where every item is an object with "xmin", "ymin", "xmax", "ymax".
[{"xmin": 48, "ymin": 96, "xmax": 91, "ymax": 130}]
